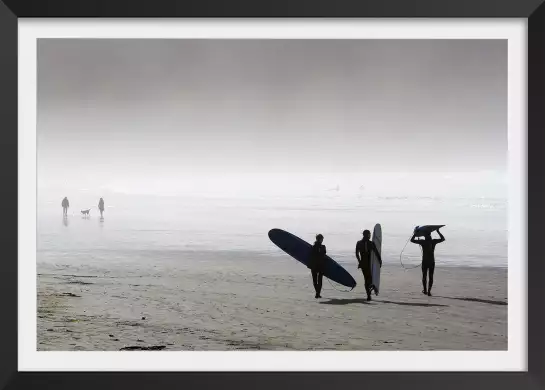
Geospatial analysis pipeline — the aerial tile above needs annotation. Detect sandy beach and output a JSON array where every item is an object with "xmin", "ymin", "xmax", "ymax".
[{"xmin": 37, "ymin": 252, "xmax": 507, "ymax": 351}]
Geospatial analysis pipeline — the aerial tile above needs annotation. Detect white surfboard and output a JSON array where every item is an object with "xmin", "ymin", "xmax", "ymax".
[{"xmin": 370, "ymin": 223, "xmax": 382, "ymax": 295}]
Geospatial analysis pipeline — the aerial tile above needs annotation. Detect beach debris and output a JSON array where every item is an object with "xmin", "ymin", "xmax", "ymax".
[
  {"xmin": 60, "ymin": 274, "xmax": 98, "ymax": 278},
  {"xmin": 67, "ymin": 280, "xmax": 93, "ymax": 285},
  {"xmin": 120, "ymin": 345, "xmax": 166, "ymax": 351},
  {"xmin": 116, "ymin": 321, "xmax": 141, "ymax": 327},
  {"xmin": 58, "ymin": 292, "xmax": 81, "ymax": 297}
]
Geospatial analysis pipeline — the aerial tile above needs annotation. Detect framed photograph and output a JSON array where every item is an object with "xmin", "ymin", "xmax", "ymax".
[{"xmin": 1, "ymin": 0, "xmax": 543, "ymax": 389}]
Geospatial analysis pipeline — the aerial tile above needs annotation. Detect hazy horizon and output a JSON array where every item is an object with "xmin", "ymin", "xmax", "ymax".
[{"xmin": 37, "ymin": 39, "xmax": 507, "ymax": 199}]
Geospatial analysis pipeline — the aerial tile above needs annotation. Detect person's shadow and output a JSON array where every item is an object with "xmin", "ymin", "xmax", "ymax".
[
  {"xmin": 62, "ymin": 215, "xmax": 69, "ymax": 227},
  {"xmin": 434, "ymin": 296, "xmax": 507, "ymax": 306},
  {"xmin": 320, "ymin": 298, "xmax": 372, "ymax": 305},
  {"xmin": 320, "ymin": 298, "xmax": 448, "ymax": 308}
]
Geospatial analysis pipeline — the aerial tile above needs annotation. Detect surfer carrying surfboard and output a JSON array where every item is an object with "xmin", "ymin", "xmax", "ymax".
[
  {"xmin": 410, "ymin": 228, "xmax": 445, "ymax": 296},
  {"xmin": 309, "ymin": 234, "xmax": 327, "ymax": 299},
  {"xmin": 355, "ymin": 230, "xmax": 382, "ymax": 301}
]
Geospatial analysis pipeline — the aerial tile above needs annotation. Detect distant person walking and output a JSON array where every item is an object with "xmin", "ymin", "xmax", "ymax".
[
  {"xmin": 61, "ymin": 197, "xmax": 69, "ymax": 216},
  {"xmin": 410, "ymin": 228, "xmax": 445, "ymax": 296},
  {"xmin": 355, "ymin": 230, "xmax": 382, "ymax": 301},
  {"xmin": 98, "ymin": 197, "xmax": 105, "ymax": 218},
  {"xmin": 309, "ymin": 234, "xmax": 327, "ymax": 299}
]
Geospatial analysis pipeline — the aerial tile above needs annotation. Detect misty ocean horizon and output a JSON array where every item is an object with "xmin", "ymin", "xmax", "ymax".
[
  {"xmin": 38, "ymin": 189, "xmax": 507, "ymax": 270},
  {"xmin": 37, "ymin": 39, "xmax": 508, "ymax": 271}
]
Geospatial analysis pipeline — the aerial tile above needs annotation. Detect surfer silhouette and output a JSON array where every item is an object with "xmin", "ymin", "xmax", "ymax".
[
  {"xmin": 61, "ymin": 197, "xmax": 69, "ymax": 216},
  {"xmin": 356, "ymin": 230, "xmax": 382, "ymax": 301},
  {"xmin": 309, "ymin": 234, "xmax": 326, "ymax": 299},
  {"xmin": 98, "ymin": 197, "xmax": 105, "ymax": 218},
  {"xmin": 410, "ymin": 228, "xmax": 445, "ymax": 296}
]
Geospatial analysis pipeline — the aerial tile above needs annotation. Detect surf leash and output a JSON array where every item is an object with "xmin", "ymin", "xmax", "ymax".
[
  {"xmin": 325, "ymin": 278, "xmax": 354, "ymax": 293},
  {"xmin": 399, "ymin": 236, "xmax": 422, "ymax": 270}
]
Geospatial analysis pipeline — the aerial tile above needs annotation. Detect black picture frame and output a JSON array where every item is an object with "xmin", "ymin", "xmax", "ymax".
[{"xmin": 1, "ymin": 0, "xmax": 542, "ymax": 389}]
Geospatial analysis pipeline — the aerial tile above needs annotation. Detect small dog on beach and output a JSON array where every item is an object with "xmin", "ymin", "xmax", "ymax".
[{"xmin": 80, "ymin": 209, "xmax": 91, "ymax": 216}]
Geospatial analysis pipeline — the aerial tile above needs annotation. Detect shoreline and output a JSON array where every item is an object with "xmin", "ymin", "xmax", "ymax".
[{"xmin": 37, "ymin": 247, "xmax": 508, "ymax": 269}]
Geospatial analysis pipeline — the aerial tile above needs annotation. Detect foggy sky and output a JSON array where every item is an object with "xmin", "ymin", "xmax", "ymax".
[{"xmin": 37, "ymin": 39, "xmax": 507, "ymax": 191}]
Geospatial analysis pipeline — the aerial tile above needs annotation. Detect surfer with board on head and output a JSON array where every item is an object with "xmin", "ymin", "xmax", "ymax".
[
  {"xmin": 309, "ymin": 234, "xmax": 327, "ymax": 299},
  {"xmin": 355, "ymin": 230, "xmax": 382, "ymax": 301},
  {"xmin": 410, "ymin": 227, "xmax": 445, "ymax": 296}
]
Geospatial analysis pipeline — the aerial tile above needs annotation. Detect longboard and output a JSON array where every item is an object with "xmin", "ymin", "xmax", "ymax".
[
  {"xmin": 268, "ymin": 228, "xmax": 357, "ymax": 289},
  {"xmin": 413, "ymin": 225, "xmax": 445, "ymax": 237},
  {"xmin": 370, "ymin": 223, "xmax": 382, "ymax": 295}
]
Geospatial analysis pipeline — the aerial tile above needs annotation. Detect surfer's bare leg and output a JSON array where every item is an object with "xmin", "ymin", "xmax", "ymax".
[{"xmin": 317, "ymin": 272, "xmax": 323, "ymax": 298}]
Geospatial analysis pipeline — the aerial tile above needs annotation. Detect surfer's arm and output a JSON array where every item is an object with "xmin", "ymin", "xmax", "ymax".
[
  {"xmin": 434, "ymin": 230, "xmax": 445, "ymax": 243},
  {"xmin": 355, "ymin": 244, "xmax": 361, "ymax": 267},
  {"xmin": 410, "ymin": 234, "xmax": 418, "ymax": 244}
]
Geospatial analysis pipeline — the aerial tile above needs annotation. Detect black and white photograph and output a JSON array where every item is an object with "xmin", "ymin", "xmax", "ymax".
[{"xmin": 35, "ymin": 37, "xmax": 510, "ymax": 353}]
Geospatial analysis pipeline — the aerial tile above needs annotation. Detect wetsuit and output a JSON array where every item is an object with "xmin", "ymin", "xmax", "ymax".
[
  {"xmin": 355, "ymin": 240, "xmax": 381, "ymax": 298},
  {"xmin": 309, "ymin": 243, "xmax": 326, "ymax": 297},
  {"xmin": 411, "ymin": 233, "xmax": 445, "ymax": 294}
]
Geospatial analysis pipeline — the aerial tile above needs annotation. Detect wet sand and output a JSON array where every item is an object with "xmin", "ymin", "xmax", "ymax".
[{"xmin": 37, "ymin": 252, "xmax": 507, "ymax": 351}]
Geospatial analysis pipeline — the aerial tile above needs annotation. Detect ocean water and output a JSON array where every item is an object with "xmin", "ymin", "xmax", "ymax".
[{"xmin": 37, "ymin": 193, "xmax": 507, "ymax": 268}]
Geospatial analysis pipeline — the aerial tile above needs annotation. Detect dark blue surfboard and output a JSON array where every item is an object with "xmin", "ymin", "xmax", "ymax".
[{"xmin": 268, "ymin": 228, "xmax": 357, "ymax": 289}]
